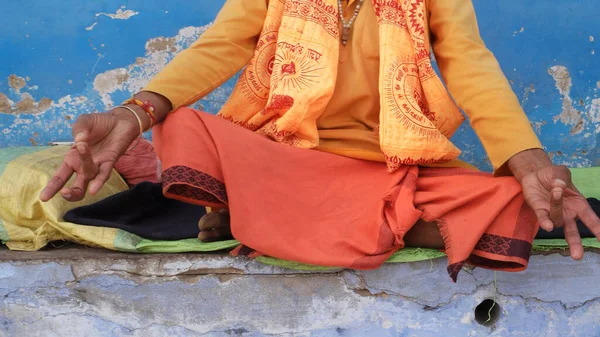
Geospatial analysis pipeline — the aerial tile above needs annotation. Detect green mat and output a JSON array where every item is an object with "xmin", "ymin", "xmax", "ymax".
[
  {"xmin": 571, "ymin": 167, "xmax": 600, "ymax": 200},
  {"xmin": 136, "ymin": 238, "xmax": 240, "ymax": 253},
  {"xmin": 126, "ymin": 235, "xmax": 599, "ymax": 271}
]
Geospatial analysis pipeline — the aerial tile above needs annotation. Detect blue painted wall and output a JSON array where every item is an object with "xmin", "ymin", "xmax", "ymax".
[{"xmin": 0, "ymin": 0, "xmax": 598, "ymax": 170}]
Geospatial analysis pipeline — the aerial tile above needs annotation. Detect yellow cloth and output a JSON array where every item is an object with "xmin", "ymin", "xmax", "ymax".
[
  {"xmin": 0, "ymin": 147, "xmax": 129, "ymax": 251},
  {"xmin": 144, "ymin": 0, "xmax": 542, "ymax": 173}
]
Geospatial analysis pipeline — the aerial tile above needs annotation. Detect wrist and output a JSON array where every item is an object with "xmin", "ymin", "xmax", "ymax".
[
  {"xmin": 111, "ymin": 105, "xmax": 152, "ymax": 132},
  {"xmin": 133, "ymin": 91, "xmax": 172, "ymax": 124},
  {"xmin": 507, "ymin": 148, "xmax": 552, "ymax": 182}
]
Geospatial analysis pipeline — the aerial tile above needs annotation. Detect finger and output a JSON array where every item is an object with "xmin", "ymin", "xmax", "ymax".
[
  {"xmin": 89, "ymin": 162, "xmax": 114, "ymax": 195},
  {"xmin": 76, "ymin": 142, "xmax": 99, "ymax": 177},
  {"xmin": 534, "ymin": 209, "xmax": 554, "ymax": 232},
  {"xmin": 71, "ymin": 114, "xmax": 94, "ymax": 142},
  {"xmin": 564, "ymin": 218, "xmax": 584, "ymax": 260},
  {"xmin": 576, "ymin": 205, "xmax": 600, "ymax": 241},
  {"xmin": 550, "ymin": 166, "xmax": 571, "ymax": 188},
  {"xmin": 71, "ymin": 114, "xmax": 96, "ymax": 142},
  {"xmin": 549, "ymin": 187, "xmax": 564, "ymax": 228},
  {"xmin": 62, "ymin": 143, "xmax": 98, "ymax": 202},
  {"xmin": 62, "ymin": 172, "xmax": 88, "ymax": 202},
  {"xmin": 40, "ymin": 162, "xmax": 74, "ymax": 202}
]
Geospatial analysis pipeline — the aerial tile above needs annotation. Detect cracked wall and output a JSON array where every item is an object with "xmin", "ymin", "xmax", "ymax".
[
  {"xmin": 1, "ymin": 249, "xmax": 600, "ymax": 336},
  {"xmin": 0, "ymin": 1, "xmax": 599, "ymax": 170}
]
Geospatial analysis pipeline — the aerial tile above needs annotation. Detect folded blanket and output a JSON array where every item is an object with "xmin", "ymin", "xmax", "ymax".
[{"xmin": 64, "ymin": 182, "xmax": 205, "ymax": 241}]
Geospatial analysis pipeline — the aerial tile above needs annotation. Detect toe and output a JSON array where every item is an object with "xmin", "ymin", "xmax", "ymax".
[
  {"xmin": 198, "ymin": 209, "xmax": 232, "ymax": 242},
  {"xmin": 198, "ymin": 212, "xmax": 222, "ymax": 230},
  {"xmin": 198, "ymin": 227, "xmax": 233, "ymax": 242}
]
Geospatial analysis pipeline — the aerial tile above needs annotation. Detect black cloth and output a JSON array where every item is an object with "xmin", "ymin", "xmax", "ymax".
[
  {"xmin": 63, "ymin": 182, "xmax": 204, "ymax": 240},
  {"xmin": 534, "ymin": 198, "xmax": 599, "ymax": 239}
]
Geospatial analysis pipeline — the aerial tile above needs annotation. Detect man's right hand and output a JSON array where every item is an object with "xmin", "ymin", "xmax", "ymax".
[{"xmin": 40, "ymin": 108, "xmax": 144, "ymax": 202}]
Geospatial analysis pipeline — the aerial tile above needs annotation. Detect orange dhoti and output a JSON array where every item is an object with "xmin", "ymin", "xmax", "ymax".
[{"xmin": 153, "ymin": 108, "xmax": 539, "ymax": 282}]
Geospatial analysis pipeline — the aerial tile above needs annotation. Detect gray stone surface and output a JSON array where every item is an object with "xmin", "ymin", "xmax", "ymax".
[{"xmin": 1, "ymin": 247, "xmax": 600, "ymax": 336}]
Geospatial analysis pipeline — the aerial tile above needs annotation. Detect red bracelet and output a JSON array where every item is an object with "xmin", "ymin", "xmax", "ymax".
[{"xmin": 123, "ymin": 98, "xmax": 156, "ymax": 125}]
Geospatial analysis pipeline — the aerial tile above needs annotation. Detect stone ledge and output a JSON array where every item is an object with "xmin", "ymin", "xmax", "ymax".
[
  {"xmin": 1, "ymin": 244, "xmax": 599, "ymax": 307},
  {"xmin": 2, "ymin": 245, "xmax": 600, "ymax": 336},
  {"xmin": 0, "ymin": 245, "xmax": 341, "ymax": 280}
]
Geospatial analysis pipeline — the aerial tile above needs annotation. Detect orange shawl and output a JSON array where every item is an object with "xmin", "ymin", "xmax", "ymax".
[{"xmin": 218, "ymin": 0, "xmax": 465, "ymax": 171}]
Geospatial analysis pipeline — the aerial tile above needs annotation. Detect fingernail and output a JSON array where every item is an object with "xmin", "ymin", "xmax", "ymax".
[
  {"xmin": 553, "ymin": 190, "xmax": 562, "ymax": 200},
  {"xmin": 555, "ymin": 179, "xmax": 567, "ymax": 187},
  {"xmin": 62, "ymin": 193, "xmax": 71, "ymax": 199},
  {"xmin": 75, "ymin": 132, "xmax": 84, "ymax": 141},
  {"xmin": 89, "ymin": 182, "xmax": 99, "ymax": 195}
]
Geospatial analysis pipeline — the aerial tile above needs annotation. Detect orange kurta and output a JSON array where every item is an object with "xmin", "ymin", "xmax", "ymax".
[{"xmin": 144, "ymin": 0, "xmax": 542, "ymax": 173}]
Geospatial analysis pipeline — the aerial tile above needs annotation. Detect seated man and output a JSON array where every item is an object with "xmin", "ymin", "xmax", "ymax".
[{"xmin": 40, "ymin": 0, "xmax": 599, "ymax": 281}]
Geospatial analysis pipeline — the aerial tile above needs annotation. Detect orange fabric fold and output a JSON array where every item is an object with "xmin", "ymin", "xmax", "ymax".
[{"xmin": 153, "ymin": 108, "xmax": 539, "ymax": 282}]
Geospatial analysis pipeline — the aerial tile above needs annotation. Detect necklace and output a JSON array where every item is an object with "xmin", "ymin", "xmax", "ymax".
[{"xmin": 337, "ymin": 0, "xmax": 364, "ymax": 46}]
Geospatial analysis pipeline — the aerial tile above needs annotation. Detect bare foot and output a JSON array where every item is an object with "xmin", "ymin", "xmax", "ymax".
[{"xmin": 198, "ymin": 209, "xmax": 233, "ymax": 242}]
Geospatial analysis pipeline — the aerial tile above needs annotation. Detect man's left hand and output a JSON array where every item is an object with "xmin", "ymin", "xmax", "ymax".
[{"xmin": 508, "ymin": 149, "xmax": 600, "ymax": 260}]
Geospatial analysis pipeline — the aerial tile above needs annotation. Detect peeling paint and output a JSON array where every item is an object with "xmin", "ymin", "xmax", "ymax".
[
  {"xmin": 532, "ymin": 121, "xmax": 546, "ymax": 133},
  {"xmin": 0, "ymin": 23, "xmax": 216, "ymax": 146},
  {"xmin": 29, "ymin": 132, "xmax": 39, "ymax": 146},
  {"xmin": 93, "ymin": 69, "xmax": 130, "ymax": 107},
  {"xmin": 589, "ymin": 98, "xmax": 600, "ymax": 124},
  {"xmin": 146, "ymin": 37, "xmax": 176, "ymax": 53},
  {"xmin": 85, "ymin": 6, "xmax": 138, "ymax": 32},
  {"xmin": 513, "ymin": 26, "xmax": 525, "ymax": 36},
  {"xmin": 8, "ymin": 75, "xmax": 27, "ymax": 93},
  {"xmin": 121, "ymin": 25, "xmax": 213, "ymax": 97},
  {"xmin": 548, "ymin": 65, "xmax": 584, "ymax": 135},
  {"xmin": 521, "ymin": 83, "xmax": 536, "ymax": 105},
  {"xmin": 35, "ymin": 25, "xmax": 211, "ymax": 114},
  {"xmin": 0, "ymin": 93, "xmax": 11, "ymax": 114},
  {"xmin": 8, "ymin": 93, "xmax": 53, "ymax": 114},
  {"xmin": 95, "ymin": 7, "xmax": 139, "ymax": 20},
  {"xmin": 85, "ymin": 22, "xmax": 97, "ymax": 31}
]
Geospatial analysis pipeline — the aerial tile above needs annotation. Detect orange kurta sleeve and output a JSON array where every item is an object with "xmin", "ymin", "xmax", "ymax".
[
  {"xmin": 143, "ymin": 0, "xmax": 268, "ymax": 109},
  {"xmin": 428, "ymin": 0, "xmax": 543, "ymax": 174}
]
